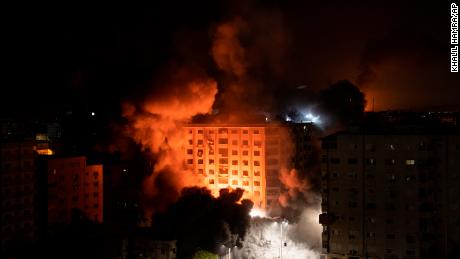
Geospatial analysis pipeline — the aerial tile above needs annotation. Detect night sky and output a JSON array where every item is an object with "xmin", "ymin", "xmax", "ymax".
[{"xmin": 3, "ymin": 1, "xmax": 459, "ymax": 118}]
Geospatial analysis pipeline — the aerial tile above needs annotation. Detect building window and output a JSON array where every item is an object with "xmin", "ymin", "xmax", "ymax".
[
  {"xmin": 232, "ymin": 170, "xmax": 238, "ymax": 175},
  {"xmin": 385, "ymin": 159, "xmax": 396, "ymax": 165},
  {"xmin": 218, "ymin": 178, "xmax": 228, "ymax": 184},
  {"xmin": 254, "ymin": 151, "xmax": 260, "ymax": 156},
  {"xmin": 197, "ymin": 130, "xmax": 203, "ymax": 134},
  {"xmin": 197, "ymin": 149, "xmax": 203, "ymax": 157},
  {"xmin": 208, "ymin": 130, "xmax": 214, "ymax": 134},
  {"xmin": 386, "ymin": 234, "xmax": 396, "ymax": 239},
  {"xmin": 243, "ymin": 130, "xmax": 248, "ymax": 134},
  {"xmin": 406, "ymin": 159, "xmax": 415, "ymax": 165},
  {"xmin": 243, "ymin": 170, "xmax": 249, "ymax": 176},
  {"xmin": 198, "ymin": 159, "xmax": 203, "ymax": 164},
  {"xmin": 243, "ymin": 140, "xmax": 249, "ymax": 145},
  {"xmin": 218, "ymin": 128, "xmax": 228, "ymax": 134},
  {"xmin": 209, "ymin": 179, "xmax": 214, "ymax": 184},
  {"xmin": 243, "ymin": 150, "xmax": 249, "ymax": 156},
  {"xmin": 218, "ymin": 148, "xmax": 228, "ymax": 156},
  {"xmin": 209, "ymin": 169, "xmax": 215, "ymax": 175},
  {"xmin": 254, "ymin": 171, "xmax": 260, "ymax": 176},
  {"xmin": 219, "ymin": 168, "xmax": 228, "ymax": 174},
  {"xmin": 231, "ymin": 130, "xmax": 238, "ymax": 134},
  {"xmin": 232, "ymin": 150, "xmax": 238, "ymax": 155},
  {"xmin": 232, "ymin": 160, "xmax": 238, "ymax": 165},
  {"xmin": 243, "ymin": 160, "xmax": 249, "ymax": 166},
  {"xmin": 366, "ymin": 158, "xmax": 376, "ymax": 165},
  {"xmin": 218, "ymin": 138, "xmax": 228, "ymax": 144},
  {"xmin": 209, "ymin": 149, "xmax": 214, "ymax": 155},
  {"xmin": 187, "ymin": 149, "xmax": 193, "ymax": 154},
  {"xmin": 197, "ymin": 139, "xmax": 203, "ymax": 145},
  {"xmin": 209, "ymin": 159, "xmax": 215, "ymax": 165},
  {"xmin": 232, "ymin": 140, "xmax": 238, "ymax": 145},
  {"xmin": 254, "ymin": 161, "xmax": 260, "ymax": 166},
  {"xmin": 254, "ymin": 181, "xmax": 260, "ymax": 186},
  {"xmin": 254, "ymin": 140, "xmax": 262, "ymax": 147},
  {"xmin": 219, "ymin": 158, "xmax": 228, "ymax": 164},
  {"xmin": 232, "ymin": 180, "xmax": 238, "ymax": 185},
  {"xmin": 243, "ymin": 181, "xmax": 249, "ymax": 186},
  {"xmin": 198, "ymin": 169, "xmax": 204, "ymax": 174},
  {"xmin": 187, "ymin": 159, "xmax": 193, "ymax": 164}
]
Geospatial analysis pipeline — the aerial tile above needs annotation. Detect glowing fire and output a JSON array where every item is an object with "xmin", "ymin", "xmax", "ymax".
[{"xmin": 249, "ymin": 208, "xmax": 267, "ymax": 218}]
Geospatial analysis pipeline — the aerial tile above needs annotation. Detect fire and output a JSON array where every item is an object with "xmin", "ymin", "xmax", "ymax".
[{"xmin": 122, "ymin": 68, "xmax": 218, "ymax": 216}]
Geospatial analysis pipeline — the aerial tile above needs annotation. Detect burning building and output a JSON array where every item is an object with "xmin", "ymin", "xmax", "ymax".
[{"xmin": 184, "ymin": 122, "xmax": 314, "ymax": 212}]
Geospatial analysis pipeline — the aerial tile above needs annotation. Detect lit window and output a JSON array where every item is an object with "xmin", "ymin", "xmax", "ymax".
[
  {"xmin": 219, "ymin": 138, "xmax": 228, "ymax": 144},
  {"xmin": 366, "ymin": 158, "xmax": 376, "ymax": 165},
  {"xmin": 243, "ymin": 181, "xmax": 249, "ymax": 186},
  {"xmin": 219, "ymin": 158, "xmax": 228, "ymax": 164},
  {"xmin": 232, "ymin": 180, "xmax": 238, "ymax": 185},
  {"xmin": 232, "ymin": 170, "xmax": 238, "ymax": 175},
  {"xmin": 406, "ymin": 160, "xmax": 415, "ymax": 165},
  {"xmin": 219, "ymin": 178, "xmax": 228, "ymax": 184}
]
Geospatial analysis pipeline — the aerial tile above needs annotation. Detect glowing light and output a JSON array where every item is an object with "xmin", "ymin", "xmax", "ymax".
[
  {"xmin": 249, "ymin": 208, "xmax": 267, "ymax": 218},
  {"xmin": 91, "ymin": 112, "xmax": 96, "ymax": 116},
  {"xmin": 285, "ymin": 115, "xmax": 292, "ymax": 122},
  {"xmin": 36, "ymin": 149, "xmax": 54, "ymax": 155},
  {"xmin": 304, "ymin": 113, "xmax": 320, "ymax": 124}
]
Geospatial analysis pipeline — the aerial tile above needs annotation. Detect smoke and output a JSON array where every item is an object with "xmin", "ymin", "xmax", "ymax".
[
  {"xmin": 152, "ymin": 187, "xmax": 253, "ymax": 259},
  {"xmin": 122, "ymin": 67, "xmax": 218, "ymax": 216},
  {"xmin": 234, "ymin": 216, "xmax": 320, "ymax": 259}
]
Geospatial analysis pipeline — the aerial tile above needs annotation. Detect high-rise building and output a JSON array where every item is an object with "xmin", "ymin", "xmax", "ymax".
[
  {"xmin": 184, "ymin": 123, "xmax": 312, "ymax": 210},
  {"xmin": 0, "ymin": 140, "xmax": 36, "ymax": 251},
  {"xmin": 319, "ymin": 130, "xmax": 460, "ymax": 259},
  {"xmin": 47, "ymin": 156, "xmax": 103, "ymax": 228}
]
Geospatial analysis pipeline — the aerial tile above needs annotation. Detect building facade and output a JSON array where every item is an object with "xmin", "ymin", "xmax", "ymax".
[
  {"xmin": 0, "ymin": 141, "xmax": 36, "ymax": 251},
  {"xmin": 319, "ymin": 131, "xmax": 460, "ymax": 259},
  {"xmin": 184, "ymin": 122, "xmax": 315, "ymax": 212},
  {"xmin": 47, "ymin": 156, "xmax": 103, "ymax": 228}
]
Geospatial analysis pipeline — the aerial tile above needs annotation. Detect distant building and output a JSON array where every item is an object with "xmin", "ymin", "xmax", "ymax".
[
  {"xmin": 0, "ymin": 140, "xmax": 36, "ymax": 252},
  {"xmin": 184, "ymin": 123, "xmax": 313, "ymax": 211},
  {"xmin": 47, "ymin": 156, "xmax": 103, "ymax": 228},
  {"xmin": 319, "ymin": 129, "xmax": 460, "ymax": 259}
]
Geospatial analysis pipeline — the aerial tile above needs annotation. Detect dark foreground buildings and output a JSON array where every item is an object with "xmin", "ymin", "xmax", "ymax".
[{"xmin": 320, "ymin": 127, "xmax": 460, "ymax": 259}]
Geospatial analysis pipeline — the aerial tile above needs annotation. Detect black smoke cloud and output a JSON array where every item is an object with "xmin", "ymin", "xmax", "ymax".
[{"xmin": 151, "ymin": 187, "xmax": 253, "ymax": 259}]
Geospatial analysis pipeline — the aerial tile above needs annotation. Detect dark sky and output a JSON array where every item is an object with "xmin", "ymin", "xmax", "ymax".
[{"xmin": 3, "ymin": 1, "xmax": 459, "ymax": 118}]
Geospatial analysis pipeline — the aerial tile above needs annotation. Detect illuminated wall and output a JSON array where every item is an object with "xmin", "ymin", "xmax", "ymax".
[
  {"xmin": 48, "ymin": 157, "xmax": 103, "ymax": 225},
  {"xmin": 184, "ymin": 124, "xmax": 286, "ymax": 209}
]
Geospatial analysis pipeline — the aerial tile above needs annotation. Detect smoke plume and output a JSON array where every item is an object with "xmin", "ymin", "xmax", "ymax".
[
  {"xmin": 122, "ymin": 67, "xmax": 218, "ymax": 216},
  {"xmin": 152, "ymin": 187, "xmax": 253, "ymax": 258}
]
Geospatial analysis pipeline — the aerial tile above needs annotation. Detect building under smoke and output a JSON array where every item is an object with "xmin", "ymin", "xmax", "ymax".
[{"xmin": 184, "ymin": 122, "xmax": 315, "ymax": 212}]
